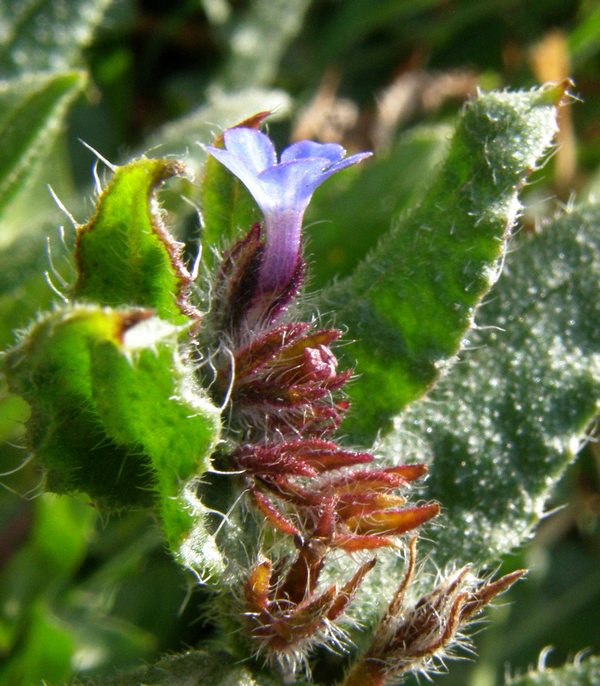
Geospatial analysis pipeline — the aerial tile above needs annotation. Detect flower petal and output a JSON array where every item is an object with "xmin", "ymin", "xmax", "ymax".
[
  {"xmin": 206, "ymin": 126, "xmax": 372, "ymax": 304},
  {"xmin": 223, "ymin": 127, "xmax": 276, "ymax": 172},
  {"xmin": 204, "ymin": 145, "xmax": 270, "ymax": 210},
  {"xmin": 324, "ymin": 151, "xmax": 373, "ymax": 177},
  {"xmin": 281, "ymin": 140, "xmax": 346, "ymax": 164},
  {"xmin": 258, "ymin": 159, "xmax": 331, "ymax": 211}
]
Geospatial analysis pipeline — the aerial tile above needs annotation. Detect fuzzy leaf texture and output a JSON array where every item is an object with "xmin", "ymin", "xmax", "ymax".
[
  {"xmin": 218, "ymin": 0, "xmax": 311, "ymax": 89},
  {"xmin": 321, "ymin": 85, "xmax": 563, "ymax": 443},
  {"xmin": 72, "ymin": 649, "xmax": 284, "ymax": 686},
  {"xmin": 305, "ymin": 124, "xmax": 451, "ymax": 289},
  {"xmin": 376, "ymin": 202, "xmax": 600, "ymax": 570},
  {"xmin": 0, "ymin": 71, "xmax": 85, "ymax": 223},
  {"xmin": 3, "ymin": 307, "xmax": 220, "ymax": 528},
  {"xmin": 3, "ymin": 157, "xmax": 222, "ymax": 568},
  {"xmin": 0, "ymin": 0, "xmax": 115, "ymax": 75},
  {"xmin": 505, "ymin": 656, "xmax": 600, "ymax": 686},
  {"xmin": 74, "ymin": 158, "xmax": 196, "ymax": 324}
]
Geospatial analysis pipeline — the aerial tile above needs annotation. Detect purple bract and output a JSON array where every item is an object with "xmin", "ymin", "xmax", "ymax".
[{"xmin": 205, "ymin": 127, "xmax": 371, "ymax": 295}]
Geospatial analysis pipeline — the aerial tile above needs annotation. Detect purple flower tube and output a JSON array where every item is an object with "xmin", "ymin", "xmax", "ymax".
[{"xmin": 205, "ymin": 127, "xmax": 371, "ymax": 295}]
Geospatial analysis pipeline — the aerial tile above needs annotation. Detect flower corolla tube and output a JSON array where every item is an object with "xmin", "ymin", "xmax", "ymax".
[{"xmin": 205, "ymin": 127, "xmax": 371, "ymax": 294}]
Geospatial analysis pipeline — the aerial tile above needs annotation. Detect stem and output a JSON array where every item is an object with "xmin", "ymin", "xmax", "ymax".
[{"xmin": 340, "ymin": 660, "xmax": 386, "ymax": 686}]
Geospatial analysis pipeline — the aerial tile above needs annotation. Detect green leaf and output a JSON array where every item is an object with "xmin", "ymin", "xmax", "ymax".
[
  {"xmin": 569, "ymin": 2, "xmax": 600, "ymax": 67},
  {"xmin": 74, "ymin": 158, "xmax": 196, "ymax": 324},
  {"xmin": 505, "ymin": 656, "xmax": 600, "ymax": 686},
  {"xmin": 3, "ymin": 154, "xmax": 226, "ymax": 578},
  {"xmin": 304, "ymin": 124, "xmax": 451, "ymax": 289},
  {"xmin": 0, "ymin": 495, "xmax": 96, "ymax": 684},
  {"xmin": 3, "ymin": 304, "xmax": 222, "ymax": 578},
  {"xmin": 72, "ymin": 649, "xmax": 283, "ymax": 686},
  {"xmin": 4, "ymin": 307, "xmax": 143, "ymax": 505},
  {"xmin": 0, "ymin": 0, "xmax": 114, "ymax": 76},
  {"xmin": 0, "ymin": 393, "xmax": 29, "ymax": 442},
  {"xmin": 378, "ymin": 202, "xmax": 600, "ymax": 569},
  {"xmin": 88, "ymin": 316, "xmax": 222, "ymax": 555},
  {"xmin": 3, "ymin": 307, "xmax": 221, "ymax": 521},
  {"xmin": 319, "ymin": 0, "xmax": 441, "ymax": 62},
  {"xmin": 219, "ymin": 0, "xmax": 312, "ymax": 89},
  {"xmin": 0, "ymin": 71, "xmax": 85, "ymax": 226},
  {"xmin": 320, "ymin": 85, "xmax": 562, "ymax": 443},
  {"xmin": 0, "ymin": 599, "xmax": 74, "ymax": 685},
  {"xmin": 0, "ymin": 496, "xmax": 95, "ymax": 605},
  {"xmin": 0, "ymin": 235, "xmax": 55, "ymax": 349},
  {"xmin": 143, "ymin": 87, "xmax": 291, "ymax": 171}
]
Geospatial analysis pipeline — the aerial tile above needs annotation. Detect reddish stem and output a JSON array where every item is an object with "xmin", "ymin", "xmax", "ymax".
[{"xmin": 340, "ymin": 660, "xmax": 386, "ymax": 686}]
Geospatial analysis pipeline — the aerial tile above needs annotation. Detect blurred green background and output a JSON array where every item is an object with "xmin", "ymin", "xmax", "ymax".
[{"xmin": 0, "ymin": 1, "xmax": 599, "ymax": 684}]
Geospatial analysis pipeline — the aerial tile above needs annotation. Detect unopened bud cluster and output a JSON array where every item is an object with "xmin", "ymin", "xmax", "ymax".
[
  {"xmin": 201, "ymin": 124, "xmax": 430, "ymax": 671},
  {"xmin": 201, "ymin": 122, "xmax": 523, "ymax": 680}
]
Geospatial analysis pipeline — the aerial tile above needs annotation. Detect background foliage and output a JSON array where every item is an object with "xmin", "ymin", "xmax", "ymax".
[{"xmin": 0, "ymin": 1, "xmax": 599, "ymax": 685}]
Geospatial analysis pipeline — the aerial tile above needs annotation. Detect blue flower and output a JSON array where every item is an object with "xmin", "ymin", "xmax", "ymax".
[{"xmin": 205, "ymin": 127, "xmax": 371, "ymax": 294}]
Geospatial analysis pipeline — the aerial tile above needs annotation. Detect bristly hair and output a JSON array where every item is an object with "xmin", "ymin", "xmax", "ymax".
[{"xmin": 196, "ymin": 122, "xmax": 444, "ymax": 678}]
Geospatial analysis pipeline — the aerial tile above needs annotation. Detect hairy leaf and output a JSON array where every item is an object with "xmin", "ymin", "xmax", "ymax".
[
  {"xmin": 305, "ymin": 124, "xmax": 451, "ymax": 289},
  {"xmin": 219, "ymin": 0, "xmax": 311, "ymax": 89},
  {"xmin": 73, "ymin": 649, "xmax": 283, "ymax": 686},
  {"xmin": 0, "ymin": 0, "xmax": 114, "ymax": 75},
  {"xmin": 0, "ymin": 71, "xmax": 85, "ymax": 226},
  {"xmin": 505, "ymin": 656, "xmax": 600, "ymax": 686},
  {"xmin": 0, "ymin": 392, "xmax": 28, "ymax": 442},
  {"xmin": 74, "ymin": 158, "xmax": 196, "ymax": 324},
  {"xmin": 3, "ymin": 307, "xmax": 221, "ymax": 532},
  {"xmin": 321, "ymin": 85, "xmax": 562, "ymax": 443},
  {"xmin": 378, "ymin": 203, "xmax": 600, "ymax": 568}
]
